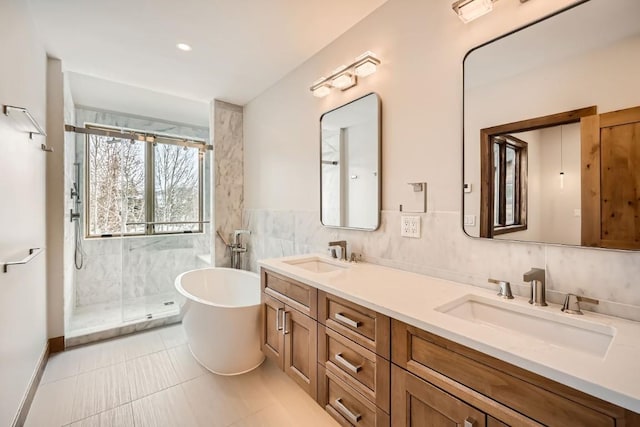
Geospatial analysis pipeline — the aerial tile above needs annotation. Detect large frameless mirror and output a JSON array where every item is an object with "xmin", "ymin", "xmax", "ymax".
[
  {"xmin": 463, "ymin": 0, "xmax": 640, "ymax": 250},
  {"xmin": 321, "ymin": 93, "xmax": 381, "ymax": 230}
]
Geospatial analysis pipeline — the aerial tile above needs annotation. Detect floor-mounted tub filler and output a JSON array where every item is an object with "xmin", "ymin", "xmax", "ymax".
[{"xmin": 175, "ymin": 267, "xmax": 265, "ymax": 375}]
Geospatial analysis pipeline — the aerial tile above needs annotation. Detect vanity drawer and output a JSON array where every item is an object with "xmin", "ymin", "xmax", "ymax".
[
  {"xmin": 319, "ymin": 324, "xmax": 390, "ymax": 413},
  {"xmin": 318, "ymin": 364, "xmax": 390, "ymax": 427},
  {"xmin": 319, "ymin": 291, "xmax": 390, "ymax": 359},
  {"xmin": 392, "ymin": 320, "xmax": 622, "ymax": 427},
  {"xmin": 261, "ymin": 268, "xmax": 317, "ymax": 319}
]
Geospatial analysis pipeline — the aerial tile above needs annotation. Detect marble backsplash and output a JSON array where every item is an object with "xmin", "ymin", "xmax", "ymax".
[{"xmin": 243, "ymin": 208, "xmax": 640, "ymax": 322}]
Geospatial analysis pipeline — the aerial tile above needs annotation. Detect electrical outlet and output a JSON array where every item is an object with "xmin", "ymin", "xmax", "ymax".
[
  {"xmin": 464, "ymin": 215, "xmax": 476, "ymax": 227},
  {"xmin": 401, "ymin": 216, "xmax": 420, "ymax": 238}
]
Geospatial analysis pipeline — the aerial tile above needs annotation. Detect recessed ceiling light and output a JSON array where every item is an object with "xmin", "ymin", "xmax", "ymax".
[{"xmin": 176, "ymin": 43, "xmax": 192, "ymax": 51}]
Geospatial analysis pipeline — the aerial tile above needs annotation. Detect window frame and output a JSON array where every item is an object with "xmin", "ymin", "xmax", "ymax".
[
  {"xmin": 491, "ymin": 135, "xmax": 527, "ymax": 235},
  {"xmin": 84, "ymin": 124, "xmax": 205, "ymax": 238}
]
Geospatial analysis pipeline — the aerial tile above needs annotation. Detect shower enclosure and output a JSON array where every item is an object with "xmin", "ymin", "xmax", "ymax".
[{"xmin": 65, "ymin": 107, "xmax": 211, "ymax": 340}]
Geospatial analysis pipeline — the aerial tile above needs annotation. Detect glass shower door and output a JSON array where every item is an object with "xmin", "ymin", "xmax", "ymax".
[{"xmin": 120, "ymin": 138, "xmax": 208, "ymax": 323}]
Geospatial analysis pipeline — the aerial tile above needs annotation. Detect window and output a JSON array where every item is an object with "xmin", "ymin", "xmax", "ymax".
[
  {"xmin": 492, "ymin": 135, "xmax": 527, "ymax": 234},
  {"xmin": 86, "ymin": 126, "xmax": 204, "ymax": 237}
]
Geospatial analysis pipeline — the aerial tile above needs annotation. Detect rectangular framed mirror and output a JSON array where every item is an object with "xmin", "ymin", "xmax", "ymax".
[
  {"xmin": 321, "ymin": 92, "xmax": 381, "ymax": 230},
  {"xmin": 463, "ymin": 0, "xmax": 640, "ymax": 250}
]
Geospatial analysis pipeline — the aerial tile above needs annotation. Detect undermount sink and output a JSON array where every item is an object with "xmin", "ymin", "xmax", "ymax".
[
  {"xmin": 283, "ymin": 257, "xmax": 348, "ymax": 274},
  {"xmin": 436, "ymin": 295, "xmax": 615, "ymax": 358}
]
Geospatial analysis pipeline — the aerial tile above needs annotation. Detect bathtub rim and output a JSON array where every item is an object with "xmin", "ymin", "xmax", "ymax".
[{"xmin": 175, "ymin": 267, "xmax": 261, "ymax": 309}]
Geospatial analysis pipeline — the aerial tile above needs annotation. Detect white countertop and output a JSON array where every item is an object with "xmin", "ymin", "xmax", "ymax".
[{"xmin": 259, "ymin": 254, "xmax": 640, "ymax": 413}]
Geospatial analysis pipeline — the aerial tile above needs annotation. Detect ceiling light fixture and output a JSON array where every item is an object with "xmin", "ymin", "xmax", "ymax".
[
  {"xmin": 176, "ymin": 43, "xmax": 192, "ymax": 51},
  {"xmin": 452, "ymin": 0, "xmax": 494, "ymax": 23},
  {"xmin": 310, "ymin": 51, "xmax": 381, "ymax": 98}
]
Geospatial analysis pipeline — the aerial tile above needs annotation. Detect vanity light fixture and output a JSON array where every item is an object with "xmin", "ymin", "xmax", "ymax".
[
  {"xmin": 332, "ymin": 71, "xmax": 357, "ymax": 90},
  {"xmin": 311, "ymin": 80, "xmax": 332, "ymax": 98},
  {"xmin": 310, "ymin": 51, "xmax": 381, "ymax": 97},
  {"xmin": 452, "ymin": 0, "xmax": 494, "ymax": 23},
  {"xmin": 354, "ymin": 51, "xmax": 380, "ymax": 77}
]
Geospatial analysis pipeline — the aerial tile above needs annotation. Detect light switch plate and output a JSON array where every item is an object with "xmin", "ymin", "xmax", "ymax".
[
  {"xmin": 401, "ymin": 216, "xmax": 420, "ymax": 238},
  {"xmin": 464, "ymin": 215, "xmax": 476, "ymax": 227}
]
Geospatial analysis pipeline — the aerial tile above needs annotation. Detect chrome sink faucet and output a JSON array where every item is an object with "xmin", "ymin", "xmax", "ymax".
[
  {"xmin": 523, "ymin": 268, "xmax": 547, "ymax": 306},
  {"xmin": 328, "ymin": 240, "xmax": 348, "ymax": 261},
  {"xmin": 561, "ymin": 294, "xmax": 599, "ymax": 315},
  {"xmin": 488, "ymin": 278, "xmax": 514, "ymax": 299}
]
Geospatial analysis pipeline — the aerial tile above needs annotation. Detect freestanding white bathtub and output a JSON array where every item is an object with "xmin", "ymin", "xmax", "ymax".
[{"xmin": 175, "ymin": 267, "xmax": 265, "ymax": 375}]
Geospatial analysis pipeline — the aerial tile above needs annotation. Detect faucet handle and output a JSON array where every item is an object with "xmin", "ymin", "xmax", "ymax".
[
  {"xmin": 488, "ymin": 278, "xmax": 514, "ymax": 299},
  {"xmin": 562, "ymin": 294, "xmax": 599, "ymax": 315}
]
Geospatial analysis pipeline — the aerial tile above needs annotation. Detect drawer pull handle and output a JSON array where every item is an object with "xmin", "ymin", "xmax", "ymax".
[
  {"xmin": 282, "ymin": 310, "xmax": 289, "ymax": 335},
  {"xmin": 464, "ymin": 417, "xmax": 476, "ymax": 427},
  {"xmin": 335, "ymin": 353, "xmax": 362, "ymax": 374},
  {"xmin": 276, "ymin": 307, "xmax": 283, "ymax": 331},
  {"xmin": 334, "ymin": 398, "xmax": 361, "ymax": 424},
  {"xmin": 335, "ymin": 313, "xmax": 360, "ymax": 328}
]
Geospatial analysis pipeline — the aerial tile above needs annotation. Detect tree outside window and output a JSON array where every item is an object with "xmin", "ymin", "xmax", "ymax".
[{"xmin": 86, "ymin": 127, "xmax": 203, "ymax": 237}]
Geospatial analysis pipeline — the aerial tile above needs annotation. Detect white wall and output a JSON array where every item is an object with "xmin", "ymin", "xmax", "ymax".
[
  {"xmin": 0, "ymin": 0, "xmax": 48, "ymax": 425},
  {"xmin": 245, "ymin": 0, "xmax": 581, "ymax": 213},
  {"xmin": 46, "ymin": 57, "xmax": 65, "ymax": 339},
  {"xmin": 539, "ymin": 124, "xmax": 581, "ymax": 245},
  {"xmin": 243, "ymin": 0, "xmax": 640, "ymax": 322}
]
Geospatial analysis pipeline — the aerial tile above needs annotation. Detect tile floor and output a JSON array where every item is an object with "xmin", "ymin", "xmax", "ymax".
[{"xmin": 26, "ymin": 324, "xmax": 338, "ymax": 427}]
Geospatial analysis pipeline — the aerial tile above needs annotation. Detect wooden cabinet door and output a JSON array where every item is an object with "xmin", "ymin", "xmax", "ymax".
[
  {"xmin": 284, "ymin": 307, "xmax": 317, "ymax": 399},
  {"xmin": 582, "ymin": 106, "xmax": 640, "ymax": 249},
  {"xmin": 392, "ymin": 365, "xmax": 486, "ymax": 427},
  {"xmin": 261, "ymin": 293, "xmax": 285, "ymax": 367}
]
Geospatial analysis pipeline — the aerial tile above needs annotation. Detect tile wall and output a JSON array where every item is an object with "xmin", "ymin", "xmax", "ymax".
[
  {"xmin": 213, "ymin": 100, "xmax": 244, "ymax": 267},
  {"xmin": 244, "ymin": 209, "xmax": 640, "ymax": 322}
]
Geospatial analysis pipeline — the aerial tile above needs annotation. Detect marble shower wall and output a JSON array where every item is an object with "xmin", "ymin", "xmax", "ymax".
[
  {"xmin": 73, "ymin": 107, "xmax": 210, "ymax": 308},
  {"xmin": 244, "ymin": 209, "xmax": 640, "ymax": 322},
  {"xmin": 213, "ymin": 100, "xmax": 244, "ymax": 267}
]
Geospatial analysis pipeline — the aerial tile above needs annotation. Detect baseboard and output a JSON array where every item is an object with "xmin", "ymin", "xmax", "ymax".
[
  {"xmin": 48, "ymin": 336, "xmax": 65, "ymax": 353},
  {"xmin": 12, "ymin": 341, "xmax": 49, "ymax": 427}
]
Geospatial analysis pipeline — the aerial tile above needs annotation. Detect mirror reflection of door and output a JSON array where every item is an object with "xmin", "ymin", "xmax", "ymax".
[{"xmin": 582, "ymin": 106, "xmax": 640, "ymax": 250}]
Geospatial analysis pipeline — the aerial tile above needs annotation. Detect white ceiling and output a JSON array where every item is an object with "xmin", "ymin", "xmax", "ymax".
[
  {"xmin": 28, "ymin": 0, "xmax": 388, "ymax": 110},
  {"xmin": 68, "ymin": 72, "xmax": 211, "ymax": 127}
]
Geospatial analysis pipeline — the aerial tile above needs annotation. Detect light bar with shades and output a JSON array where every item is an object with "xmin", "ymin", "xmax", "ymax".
[
  {"xmin": 452, "ymin": 0, "xmax": 494, "ymax": 23},
  {"xmin": 310, "ymin": 51, "xmax": 381, "ymax": 98}
]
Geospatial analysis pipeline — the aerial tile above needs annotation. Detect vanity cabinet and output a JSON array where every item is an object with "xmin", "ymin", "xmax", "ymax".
[
  {"xmin": 317, "ymin": 291, "xmax": 391, "ymax": 426},
  {"xmin": 260, "ymin": 266, "xmax": 640, "ymax": 426},
  {"xmin": 391, "ymin": 319, "xmax": 635, "ymax": 427},
  {"xmin": 260, "ymin": 269, "xmax": 317, "ymax": 399},
  {"xmin": 391, "ymin": 365, "xmax": 486, "ymax": 427}
]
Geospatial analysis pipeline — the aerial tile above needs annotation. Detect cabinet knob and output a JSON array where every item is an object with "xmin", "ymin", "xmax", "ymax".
[{"xmin": 464, "ymin": 417, "xmax": 476, "ymax": 427}]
